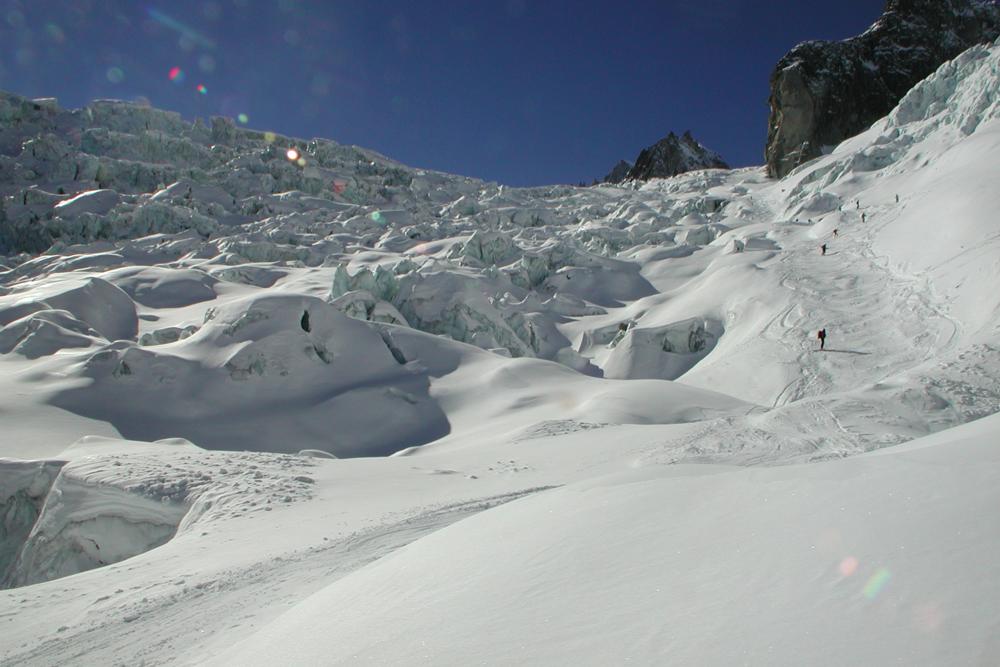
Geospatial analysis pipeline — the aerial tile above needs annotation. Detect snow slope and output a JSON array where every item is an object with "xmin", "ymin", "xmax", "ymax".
[
  {"xmin": 0, "ymin": 35, "xmax": 999, "ymax": 667},
  {"xmin": 215, "ymin": 412, "xmax": 1000, "ymax": 667}
]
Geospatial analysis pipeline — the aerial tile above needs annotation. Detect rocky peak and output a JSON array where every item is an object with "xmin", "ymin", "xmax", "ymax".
[
  {"xmin": 606, "ymin": 131, "xmax": 728, "ymax": 183},
  {"xmin": 601, "ymin": 160, "xmax": 632, "ymax": 184},
  {"xmin": 765, "ymin": 0, "xmax": 1000, "ymax": 178}
]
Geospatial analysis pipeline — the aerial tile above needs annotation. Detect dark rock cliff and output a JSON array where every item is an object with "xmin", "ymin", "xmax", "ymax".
[{"xmin": 765, "ymin": 0, "xmax": 1000, "ymax": 178}]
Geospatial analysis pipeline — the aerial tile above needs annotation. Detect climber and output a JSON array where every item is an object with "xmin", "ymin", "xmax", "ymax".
[
  {"xmin": 833, "ymin": 228, "xmax": 839, "ymax": 237},
  {"xmin": 896, "ymin": 194, "xmax": 900, "ymax": 203},
  {"xmin": 821, "ymin": 243, "xmax": 827, "ymax": 256},
  {"xmin": 818, "ymin": 328, "xmax": 827, "ymax": 351},
  {"xmin": 862, "ymin": 212, "xmax": 867, "ymax": 223}
]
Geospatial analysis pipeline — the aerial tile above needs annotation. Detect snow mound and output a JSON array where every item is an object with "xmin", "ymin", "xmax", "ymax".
[
  {"xmin": 0, "ymin": 276, "xmax": 137, "ymax": 343},
  {"xmin": 102, "ymin": 266, "xmax": 218, "ymax": 308},
  {"xmin": 603, "ymin": 317, "xmax": 722, "ymax": 380},
  {"xmin": 0, "ymin": 308, "xmax": 101, "ymax": 358},
  {"xmin": 49, "ymin": 295, "xmax": 451, "ymax": 457}
]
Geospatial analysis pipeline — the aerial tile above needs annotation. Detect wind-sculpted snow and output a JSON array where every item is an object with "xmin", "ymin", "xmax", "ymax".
[
  {"xmin": 0, "ymin": 275, "xmax": 137, "ymax": 348},
  {"xmin": 0, "ymin": 437, "xmax": 321, "ymax": 589}
]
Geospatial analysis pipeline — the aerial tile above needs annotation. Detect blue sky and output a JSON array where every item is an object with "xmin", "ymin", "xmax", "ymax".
[{"xmin": 1, "ymin": 0, "xmax": 886, "ymax": 185}]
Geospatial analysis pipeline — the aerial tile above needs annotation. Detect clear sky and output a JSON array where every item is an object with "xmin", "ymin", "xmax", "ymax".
[{"xmin": 1, "ymin": 0, "xmax": 887, "ymax": 186}]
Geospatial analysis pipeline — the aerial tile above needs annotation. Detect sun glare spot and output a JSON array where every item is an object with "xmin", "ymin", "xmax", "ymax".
[{"xmin": 838, "ymin": 556, "xmax": 859, "ymax": 577}]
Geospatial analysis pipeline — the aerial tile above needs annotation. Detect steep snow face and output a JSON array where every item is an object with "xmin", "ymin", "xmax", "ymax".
[
  {"xmin": 784, "ymin": 36, "xmax": 1000, "ymax": 338},
  {"xmin": 0, "ymin": 459, "xmax": 64, "ymax": 583},
  {"xmin": 3, "ymin": 462, "xmax": 187, "ymax": 589}
]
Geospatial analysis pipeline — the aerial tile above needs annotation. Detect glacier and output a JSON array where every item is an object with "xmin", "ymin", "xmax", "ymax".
[{"xmin": 0, "ymin": 33, "xmax": 998, "ymax": 667}]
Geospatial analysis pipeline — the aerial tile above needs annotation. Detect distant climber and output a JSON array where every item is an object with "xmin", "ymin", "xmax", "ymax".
[
  {"xmin": 862, "ymin": 212, "xmax": 867, "ymax": 223},
  {"xmin": 818, "ymin": 328, "xmax": 827, "ymax": 350},
  {"xmin": 821, "ymin": 243, "xmax": 827, "ymax": 255},
  {"xmin": 300, "ymin": 310, "xmax": 311, "ymax": 332},
  {"xmin": 896, "ymin": 194, "xmax": 900, "ymax": 203},
  {"xmin": 833, "ymin": 228, "xmax": 839, "ymax": 237}
]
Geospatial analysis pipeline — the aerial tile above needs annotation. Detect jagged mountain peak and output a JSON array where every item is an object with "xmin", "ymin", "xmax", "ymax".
[{"xmin": 604, "ymin": 130, "xmax": 729, "ymax": 183}]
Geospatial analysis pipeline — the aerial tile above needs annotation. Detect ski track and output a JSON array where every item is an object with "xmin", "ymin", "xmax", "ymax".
[{"xmin": 0, "ymin": 486, "xmax": 558, "ymax": 666}]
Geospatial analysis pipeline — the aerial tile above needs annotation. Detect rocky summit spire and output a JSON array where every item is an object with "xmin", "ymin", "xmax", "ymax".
[
  {"xmin": 605, "ymin": 131, "xmax": 728, "ymax": 183},
  {"xmin": 765, "ymin": 0, "xmax": 1000, "ymax": 179}
]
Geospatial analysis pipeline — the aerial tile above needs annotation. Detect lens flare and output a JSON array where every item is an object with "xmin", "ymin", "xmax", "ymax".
[
  {"xmin": 862, "ymin": 568, "xmax": 891, "ymax": 600},
  {"xmin": 237, "ymin": 113, "xmax": 249, "ymax": 124},
  {"xmin": 106, "ymin": 67, "xmax": 125, "ymax": 84},
  {"xmin": 286, "ymin": 148, "xmax": 300, "ymax": 161},
  {"xmin": 168, "ymin": 66, "xmax": 185, "ymax": 82},
  {"xmin": 838, "ymin": 556, "xmax": 859, "ymax": 577},
  {"xmin": 147, "ymin": 8, "xmax": 216, "ymax": 49},
  {"xmin": 331, "ymin": 179, "xmax": 347, "ymax": 194},
  {"xmin": 296, "ymin": 157, "xmax": 307, "ymax": 167},
  {"xmin": 196, "ymin": 84, "xmax": 208, "ymax": 95},
  {"xmin": 370, "ymin": 211, "xmax": 383, "ymax": 223}
]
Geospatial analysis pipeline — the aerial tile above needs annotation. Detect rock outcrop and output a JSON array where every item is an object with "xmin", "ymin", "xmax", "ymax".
[
  {"xmin": 766, "ymin": 0, "xmax": 1000, "ymax": 178},
  {"xmin": 601, "ymin": 160, "xmax": 632, "ymax": 184},
  {"xmin": 615, "ymin": 131, "xmax": 728, "ymax": 182}
]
